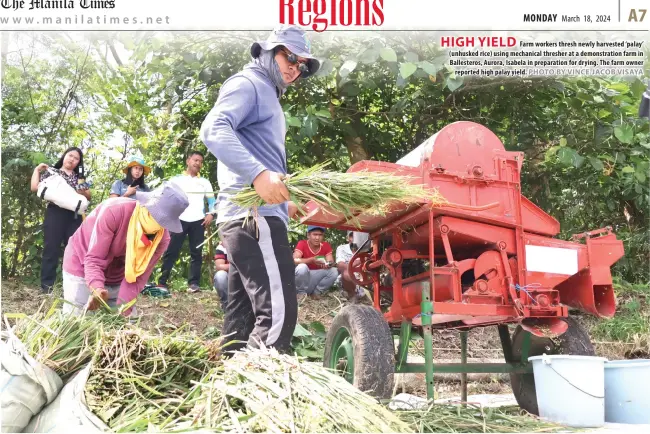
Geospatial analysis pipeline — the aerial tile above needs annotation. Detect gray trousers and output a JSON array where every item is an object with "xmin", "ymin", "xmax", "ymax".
[
  {"xmin": 213, "ymin": 270, "xmax": 228, "ymax": 307},
  {"xmin": 294, "ymin": 263, "xmax": 339, "ymax": 295},
  {"xmin": 62, "ymin": 271, "xmax": 119, "ymax": 315},
  {"xmin": 62, "ymin": 271, "xmax": 138, "ymax": 318}
]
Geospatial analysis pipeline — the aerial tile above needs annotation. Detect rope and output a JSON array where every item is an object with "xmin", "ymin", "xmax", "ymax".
[{"xmin": 511, "ymin": 283, "xmax": 542, "ymax": 305}]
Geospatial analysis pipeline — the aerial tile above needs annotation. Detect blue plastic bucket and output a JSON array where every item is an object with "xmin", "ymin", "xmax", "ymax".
[
  {"xmin": 529, "ymin": 354, "xmax": 607, "ymax": 428},
  {"xmin": 605, "ymin": 359, "xmax": 650, "ymax": 424}
]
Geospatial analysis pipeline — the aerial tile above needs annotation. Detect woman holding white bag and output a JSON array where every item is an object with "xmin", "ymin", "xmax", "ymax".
[{"xmin": 30, "ymin": 146, "xmax": 91, "ymax": 294}]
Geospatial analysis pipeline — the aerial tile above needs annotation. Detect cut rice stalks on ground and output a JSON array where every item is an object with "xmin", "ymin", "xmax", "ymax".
[
  {"xmin": 232, "ymin": 161, "xmax": 448, "ymax": 226},
  {"xmin": 170, "ymin": 347, "xmax": 411, "ymax": 433},
  {"xmin": 7, "ymin": 302, "xmax": 129, "ymax": 382},
  {"xmin": 84, "ymin": 329, "xmax": 219, "ymax": 432},
  {"xmin": 397, "ymin": 403, "xmax": 567, "ymax": 433}
]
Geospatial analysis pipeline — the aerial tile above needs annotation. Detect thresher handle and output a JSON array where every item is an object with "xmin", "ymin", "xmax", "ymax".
[
  {"xmin": 357, "ymin": 236, "xmax": 371, "ymax": 253},
  {"xmin": 435, "ymin": 201, "xmax": 500, "ymax": 211},
  {"xmin": 571, "ymin": 226, "xmax": 612, "ymax": 241}
]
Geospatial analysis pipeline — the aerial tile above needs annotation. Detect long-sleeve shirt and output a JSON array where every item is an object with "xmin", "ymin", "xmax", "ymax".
[
  {"xmin": 62, "ymin": 197, "xmax": 170, "ymax": 305},
  {"xmin": 199, "ymin": 64, "xmax": 289, "ymax": 225}
]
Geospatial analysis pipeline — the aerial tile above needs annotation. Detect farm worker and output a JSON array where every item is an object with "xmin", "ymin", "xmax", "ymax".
[
  {"xmin": 199, "ymin": 24, "xmax": 320, "ymax": 354},
  {"xmin": 335, "ymin": 230, "xmax": 366, "ymax": 302},
  {"xmin": 30, "ymin": 146, "xmax": 91, "ymax": 294},
  {"xmin": 639, "ymin": 82, "xmax": 650, "ymax": 118},
  {"xmin": 155, "ymin": 150, "xmax": 217, "ymax": 293},
  {"xmin": 109, "ymin": 156, "xmax": 152, "ymax": 199},
  {"xmin": 294, "ymin": 225, "xmax": 339, "ymax": 300},
  {"xmin": 213, "ymin": 242, "xmax": 229, "ymax": 310},
  {"xmin": 60, "ymin": 182, "xmax": 189, "ymax": 317}
]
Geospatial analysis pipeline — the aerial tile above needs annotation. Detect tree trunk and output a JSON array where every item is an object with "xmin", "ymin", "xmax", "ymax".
[
  {"xmin": 1, "ymin": 32, "xmax": 9, "ymax": 82},
  {"xmin": 345, "ymin": 136, "xmax": 368, "ymax": 163},
  {"xmin": 10, "ymin": 203, "xmax": 27, "ymax": 277}
]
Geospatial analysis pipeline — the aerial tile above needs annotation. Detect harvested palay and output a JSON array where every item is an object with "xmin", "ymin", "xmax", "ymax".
[
  {"xmin": 232, "ymin": 161, "xmax": 447, "ymax": 226},
  {"xmin": 83, "ymin": 332, "xmax": 409, "ymax": 433},
  {"xmin": 84, "ymin": 329, "xmax": 216, "ymax": 432},
  {"xmin": 172, "ymin": 348, "xmax": 411, "ymax": 433},
  {"xmin": 10, "ymin": 307, "xmax": 128, "ymax": 382},
  {"xmin": 14, "ymin": 315, "xmax": 566, "ymax": 433}
]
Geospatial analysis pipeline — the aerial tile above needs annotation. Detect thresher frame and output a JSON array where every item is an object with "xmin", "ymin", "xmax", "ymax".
[
  {"xmin": 367, "ymin": 207, "xmax": 535, "ymax": 401},
  {"xmin": 310, "ymin": 122, "xmax": 623, "ymax": 409}
]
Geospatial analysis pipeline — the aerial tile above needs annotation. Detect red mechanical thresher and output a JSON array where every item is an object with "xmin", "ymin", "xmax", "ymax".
[{"xmin": 299, "ymin": 121, "xmax": 624, "ymax": 413}]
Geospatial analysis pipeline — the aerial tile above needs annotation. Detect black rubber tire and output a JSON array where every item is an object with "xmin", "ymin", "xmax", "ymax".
[
  {"xmin": 323, "ymin": 305, "xmax": 395, "ymax": 399},
  {"xmin": 509, "ymin": 317, "xmax": 595, "ymax": 415}
]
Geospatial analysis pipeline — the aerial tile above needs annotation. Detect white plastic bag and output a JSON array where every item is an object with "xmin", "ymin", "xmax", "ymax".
[
  {"xmin": 37, "ymin": 171, "xmax": 89, "ymax": 215},
  {"xmin": 24, "ymin": 364, "xmax": 108, "ymax": 433},
  {"xmin": 0, "ymin": 333, "xmax": 63, "ymax": 433}
]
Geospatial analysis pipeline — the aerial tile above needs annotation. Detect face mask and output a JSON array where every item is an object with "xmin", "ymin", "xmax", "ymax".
[{"xmin": 252, "ymin": 49, "xmax": 289, "ymax": 97}]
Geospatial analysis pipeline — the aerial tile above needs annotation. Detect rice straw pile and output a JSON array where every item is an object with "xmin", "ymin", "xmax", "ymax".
[
  {"xmin": 84, "ymin": 329, "xmax": 218, "ymax": 432},
  {"xmin": 397, "ymin": 403, "xmax": 565, "ymax": 433},
  {"xmin": 232, "ymin": 161, "xmax": 447, "ymax": 225},
  {"xmin": 10, "ymin": 307, "xmax": 128, "ymax": 382},
  {"xmin": 171, "ymin": 347, "xmax": 411, "ymax": 433}
]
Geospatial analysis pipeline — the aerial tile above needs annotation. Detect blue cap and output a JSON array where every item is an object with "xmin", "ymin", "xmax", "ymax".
[
  {"xmin": 307, "ymin": 225, "xmax": 326, "ymax": 234},
  {"xmin": 251, "ymin": 25, "xmax": 320, "ymax": 78}
]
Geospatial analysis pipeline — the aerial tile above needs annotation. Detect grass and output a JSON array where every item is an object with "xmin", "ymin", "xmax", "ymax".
[
  {"xmin": 589, "ymin": 280, "xmax": 650, "ymax": 359},
  {"xmin": 397, "ymin": 403, "xmax": 568, "ymax": 433},
  {"xmin": 592, "ymin": 282, "xmax": 649, "ymax": 341}
]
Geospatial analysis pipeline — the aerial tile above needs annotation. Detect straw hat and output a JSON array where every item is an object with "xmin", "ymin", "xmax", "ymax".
[{"xmin": 123, "ymin": 156, "xmax": 152, "ymax": 176}]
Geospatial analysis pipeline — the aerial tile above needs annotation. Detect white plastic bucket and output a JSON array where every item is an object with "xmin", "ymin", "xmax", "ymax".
[
  {"xmin": 605, "ymin": 359, "xmax": 650, "ymax": 424},
  {"xmin": 529, "ymin": 354, "xmax": 607, "ymax": 428}
]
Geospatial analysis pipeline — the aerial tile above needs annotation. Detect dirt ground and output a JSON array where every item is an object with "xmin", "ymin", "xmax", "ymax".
[
  {"xmin": 1, "ymin": 279, "xmax": 347, "ymax": 333},
  {"xmin": 0, "ymin": 278, "xmax": 633, "ymax": 399}
]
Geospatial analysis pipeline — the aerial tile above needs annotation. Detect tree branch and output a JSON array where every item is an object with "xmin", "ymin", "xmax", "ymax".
[{"xmin": 108, "ymin": 39, "xmax": 123, "ymax": 66}]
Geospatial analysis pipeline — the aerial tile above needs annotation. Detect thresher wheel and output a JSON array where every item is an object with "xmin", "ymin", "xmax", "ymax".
[
  {"xmin": 323, "ymin": 305, "xmax": 395, "ymax": 399},
  {"xmin": 510, "ymin": 317, "xmax": 595, "ymax": 415}
]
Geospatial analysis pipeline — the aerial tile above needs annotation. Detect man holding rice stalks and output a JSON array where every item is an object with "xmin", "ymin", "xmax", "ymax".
[
  {"xmin": 199, "ymin": 25, "xmax": 320, "ymax": 353},
  {"xmin": 60, "ymin": 182, "xmax": 189, "ymax": 317}
]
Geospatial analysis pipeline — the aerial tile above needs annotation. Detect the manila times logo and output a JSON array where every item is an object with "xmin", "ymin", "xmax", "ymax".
[{"xmin": 279, "ymin": 0, "xmax": 385, "ymax": 32}]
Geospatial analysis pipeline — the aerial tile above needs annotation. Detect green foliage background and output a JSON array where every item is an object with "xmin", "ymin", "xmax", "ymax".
[{"xmin": 1, "ymin": 31, "xmax": 648, "ymax": 289}]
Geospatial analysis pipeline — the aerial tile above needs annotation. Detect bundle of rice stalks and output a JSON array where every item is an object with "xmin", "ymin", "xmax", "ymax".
[
  {"xmin": 10, "ymin": 307, "xmax": 128, "ymax": 382},
  {"xmin": 232, "ymin": 161, "xmax": 447, "ymax": 225},
  {"xmin": 84, "ymin": 329, "xmax": 218, "ymax": 432},
  {"xmin": 171, "ymin": 347, "xmax": 411, "ymax": 433},
  {"xmin": 397, "ymin": 403, "xmax": 565, "ymax": 433}
]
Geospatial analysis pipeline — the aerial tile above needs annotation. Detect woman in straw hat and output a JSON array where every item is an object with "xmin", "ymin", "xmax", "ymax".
[
  {"xmin": 110, "ymin": 156, "xmax": 152, "ymax": 199},
  {"xmin": 61, "ymin": 182, "xmax": 189, "ymax": 317}
]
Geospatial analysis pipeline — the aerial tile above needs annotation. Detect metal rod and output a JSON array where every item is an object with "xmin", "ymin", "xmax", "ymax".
[
  {"xmin": 498, "ymin": 324, "xmax": 516, "ymax": 363},
  {"xmin": 370, "ymin": 206, "xmax": 429, "ymax": 238},
  {"xmin": 397, "ymin": 320, "xmax": 412, "ymax": 369},
  {"xmin": 520, "ymin": 331, "xmax": 532, "ymax": 364},
  {"xmin": 421, "ymin": 282, "xmax": 435, "ymax": 401},
  {"xmin": 460, "ymin": 331, "xmax": 468, "ymax": 405},
  {"xmin": 395, "ymin": 362, "xmax": 533, "ymax": 374}
]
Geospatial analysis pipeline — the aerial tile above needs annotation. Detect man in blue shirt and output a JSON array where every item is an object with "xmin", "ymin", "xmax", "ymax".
[{"xmin": 200, "ymin": 25, "xmax": 319, "ymax": 354}]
